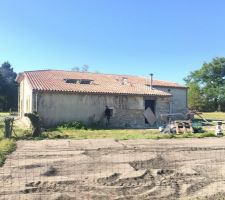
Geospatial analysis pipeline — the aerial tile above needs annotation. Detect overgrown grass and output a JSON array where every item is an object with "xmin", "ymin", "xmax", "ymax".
[
  {"xmin": 0, "ymin": 112, "xmax": 28, "ymax": 139},
  {"xmin": 0, "ymin": 112, "xmax": 220, "ymax": 141},
  {"xmin": 41, "ymin": 127, "xmax": 216, "ymax": 140},
  {"xmin": 0, "ymin": 139, "xmax": 16, "ymax": 166},
  {"xmin": 0, "ymin": 113, "xmax": 5, "ymax": 139}
]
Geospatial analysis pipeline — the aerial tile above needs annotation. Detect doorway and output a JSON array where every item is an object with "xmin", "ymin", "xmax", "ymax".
[{"xmin": 145, "ymin": 100, "xmax": 156, "ymax": 124}]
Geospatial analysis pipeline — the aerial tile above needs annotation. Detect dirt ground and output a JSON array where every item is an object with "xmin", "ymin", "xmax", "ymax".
[{"xmin": 1, "ymin": 138, "xmax": 225, "ymax": 200}]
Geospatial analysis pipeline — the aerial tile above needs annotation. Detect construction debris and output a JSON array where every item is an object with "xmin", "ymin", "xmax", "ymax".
[
  {"xmin": 162, "ymin": 122, "xmax": 176, "ymax": 134},
  {"xmin": 187, "ymin": 110, "xmax": 209, "ymax": 123},
  {"xmin": 160, "ymin": 113, "xmax": 186, "ymax": 122},
  {"xmin": 160, "ymin": 111, "xmax": 205, "ymax": 134},
  {"xmin": 215, "ymin": 121, "xmax": 223, "ymax": 136},
  {"xmin": 144, "ymin": 107, "xmax": 156, "ymax": 126},
  {"xmin": 174, "ymin": 120, "xmax": 194, "ymax": 134}
]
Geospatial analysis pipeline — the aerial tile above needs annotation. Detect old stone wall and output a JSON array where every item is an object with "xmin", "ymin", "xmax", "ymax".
[
  {"xmin": 37, "ymin": 93, "xmax": 170, "ymax": 128},
  {"xmin": 155, "ymin": 97, "xmax": 171, "ymax": 122},
  {"xmin": 110, "ymin": 109, "xmax": 145, "ymax": 128},
  {"xmin": 154, "ymin": 86, "xmax": 188, "ymax": 114}
]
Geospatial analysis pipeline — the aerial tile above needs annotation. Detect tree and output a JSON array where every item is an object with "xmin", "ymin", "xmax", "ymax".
[
  {"xmin": 0, "ymin": 73, "xmax": 7, "ymax": 110},
  {"xmin": 0, "ymin": 62, "xmax": 17, "ymax": 83},
  {"xmin": 81, "ymin": 64, "xmax": 89, "ymax": 72},
  {"xmin": 187, "ymin": 83, "xmax": 205, "ymax": 111},
  {"xmin": 0, "ymin": 62, "xmax": 18, "ymax": 111},
  {"xmin": 72, "ymin": 64, "xmax": 89, "ymax": 72},
  {"xmin": 72, "ymin": 66, "xmax": 80, "ymax": 72},
  {"xmin": 184, "ymin": 57, "xmax": 225, "ymax": 111}
]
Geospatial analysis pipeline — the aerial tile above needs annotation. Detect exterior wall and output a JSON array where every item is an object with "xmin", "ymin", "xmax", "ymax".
[
  {"xmin": 36, "ymin": 92, "xmax": 170, "ymax": 128},
  {"xmin": 18, "ymin": 77, "xmax": 33, "ymax": 125},
  {"xmin": 154, "ymin": 86, "xmax": 188, "ymax": 114},
  {"xmin": 155, "ymin": 96, "xmax": 171, "ymax": 121}
]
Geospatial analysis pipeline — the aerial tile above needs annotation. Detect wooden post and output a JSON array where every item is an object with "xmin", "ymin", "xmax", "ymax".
[{"xmin": 4, "ymin": 117, "xmax": 14, "ymax": 138}]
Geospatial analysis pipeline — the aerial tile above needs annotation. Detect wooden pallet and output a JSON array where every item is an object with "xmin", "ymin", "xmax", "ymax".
[{"xmin": 174, "ymin": 120, "xmax": 194, "ymax": 134}]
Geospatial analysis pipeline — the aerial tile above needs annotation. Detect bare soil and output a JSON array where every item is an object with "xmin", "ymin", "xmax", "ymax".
[{"xmin": 1, "ymin": 138, "xmax": 225, "ymax": 199}]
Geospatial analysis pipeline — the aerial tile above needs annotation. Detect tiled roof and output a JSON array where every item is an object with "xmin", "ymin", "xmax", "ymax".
[{"xmin": 17, "ymin": 70, "xmax": 186, "ymax": 96}]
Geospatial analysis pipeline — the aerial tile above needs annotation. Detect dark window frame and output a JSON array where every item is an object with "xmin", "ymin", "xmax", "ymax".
[{"xmin": 64, "ymin": 79, "xmax": 93, "ymax": 84}]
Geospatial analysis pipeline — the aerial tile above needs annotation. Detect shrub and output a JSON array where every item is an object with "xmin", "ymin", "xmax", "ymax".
[
  {"xmin": 58, "ymin": 121, "xmax": 87, "ymax": 130},
  {"xmin": 0, "ymin": 139, "xmax": 16, "ymax": 166},
  {"xmin": 88, "ymin": 121, "xmax": 103, "ymax": 130},
  {"xmin": 24, "ymin": 112, "xmax": 41, "ymax": 137}
]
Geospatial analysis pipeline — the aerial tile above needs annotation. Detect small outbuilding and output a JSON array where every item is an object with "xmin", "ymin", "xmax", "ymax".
[{"xmin": 16, "ymin": 70, "xmax": 188, "ymax": 128}]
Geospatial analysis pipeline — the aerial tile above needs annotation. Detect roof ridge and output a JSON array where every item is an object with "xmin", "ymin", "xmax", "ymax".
[
  {"xmin": 23, "ymin": 69, "xmax": 185, "ymax": 87},
  {"xmin": 24, "ymin": 69, "xmax": 53, "ymax": 73},
  {"xmin": 24, "ymin": 69, "xmax": 147, "ymax": 78}
]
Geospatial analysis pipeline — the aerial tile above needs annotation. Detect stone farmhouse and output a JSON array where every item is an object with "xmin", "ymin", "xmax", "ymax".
[{"xmin": 16, "ymin": 70, "xmax": 188, "ymax": 128}]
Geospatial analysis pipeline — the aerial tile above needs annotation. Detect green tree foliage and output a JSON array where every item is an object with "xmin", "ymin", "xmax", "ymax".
[
  {"xmin": 0, "ymin": 62, "xmax": 18, "ymax": 111},
  {"xmin": 72, "ymin": 64, "xmax": 89, "ymax": 72},
  {"xmin": 187, "ymin": 83, "xmax": 204, "ymax": 111},
  {"xmin": 184, "ymin": 57, "xmax": 225, "ymax": 111}
]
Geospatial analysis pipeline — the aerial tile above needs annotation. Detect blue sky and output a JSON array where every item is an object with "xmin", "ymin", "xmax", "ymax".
[{"xmin": 1, "ymin": 0, "xmax": 225, "ymax": 83}]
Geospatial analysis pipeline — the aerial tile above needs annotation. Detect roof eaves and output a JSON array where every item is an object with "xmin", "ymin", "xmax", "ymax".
[
  {"xmin": 154, "ymin": 85, "xmax": 187, "ymax": 89},
  {"xmin": 32, "ymin": 88, "xmax": 171, "ymax": 97}
]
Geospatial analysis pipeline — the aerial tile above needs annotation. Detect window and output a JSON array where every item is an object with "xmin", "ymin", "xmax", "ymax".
[
  {"xmin": 65, "ymin": 79, "xmax": 78, "ymax": 84},
  {"xmin": 64, "ymin": 79, "xmax": 93, "ymax": 84},
  {"xmin": 80, "ymin": 80, "xmax": 92, "ymax": 84}
]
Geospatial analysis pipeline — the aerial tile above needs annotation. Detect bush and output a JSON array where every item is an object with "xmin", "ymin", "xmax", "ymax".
[
  {"xmin": 0, "ymin": 139, "xmax": 16, "ymax": 166},
  {"xmin": 88, "ymin": 121, "xmax": 103, "ymax": 130},
  {"xmin": 24, "ymin": 112, "xmax": 41, "ymax": 137},
  {"xmin": 58, "ymin": 121, "xmax": 87, "ymax": 130}
]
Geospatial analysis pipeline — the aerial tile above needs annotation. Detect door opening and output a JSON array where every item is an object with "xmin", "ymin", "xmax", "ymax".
[{"xmin": 145, "ymin": 100, "xmax": 156, "ymax": 124}]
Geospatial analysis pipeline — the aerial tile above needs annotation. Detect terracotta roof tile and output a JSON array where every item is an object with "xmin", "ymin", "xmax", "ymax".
[{"xmin": 17, "ymin": 70, "xmax": 186, "ymax": 96}]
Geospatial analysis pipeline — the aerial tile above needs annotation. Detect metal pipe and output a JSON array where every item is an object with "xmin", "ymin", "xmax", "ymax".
[
  {"xmin": 149, "ymin": 73, "xmax": 153, "ymax": 90},
  {"xmin": 35, "ymin": 93, "xmax": 38, "ymax": 112}
]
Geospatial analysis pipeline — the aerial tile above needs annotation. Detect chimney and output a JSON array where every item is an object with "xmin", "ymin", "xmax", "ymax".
[
  {"xmin": 149, "ymin": 73, "xmax": 153, "ymax": 90},
  {"xmin": 121, "ymin": 77, "xmax": 128, "ymax": 85}
]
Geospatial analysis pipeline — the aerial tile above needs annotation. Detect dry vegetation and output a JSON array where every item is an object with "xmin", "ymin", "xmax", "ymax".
[{"xmin": 2, "ymin": 139, "xmax": 225, "ymax": 199}]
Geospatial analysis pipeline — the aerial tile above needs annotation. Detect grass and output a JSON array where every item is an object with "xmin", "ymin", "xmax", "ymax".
[
  {"xmin": 0, "ymin": 112, "xmax": 219, "ymax": 168},
  {"xmin": 0, "ymin": 139, "xmax": 16, "ymax": 166},
  {"xmin": 0, "ymin": 112, "xmax": 28, "ymax": 139},
  {"xmin": 0, "ymin": 113, "xmax": 6, "ymax": 138},
  {"xmin": 43, "ymin": 111, "xmax": 223, "ymax": 140},
  {"xmin": 0, "ymin": 112, "xmax": 222, "ymax": 142},
  {"xmin": 41, "ymin": 127, "xmax": 216, "ymax": 140},
  {"xmin": 0, "ymin": 112, "xmax": 220, "ymax": 168},
  {"xmin": 196, "ymin": 112, "xmax": 225, "ymax": 121},
  {"xmin": 0, "ymin": 113, "xmax": 17, "ymax": 166}
]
